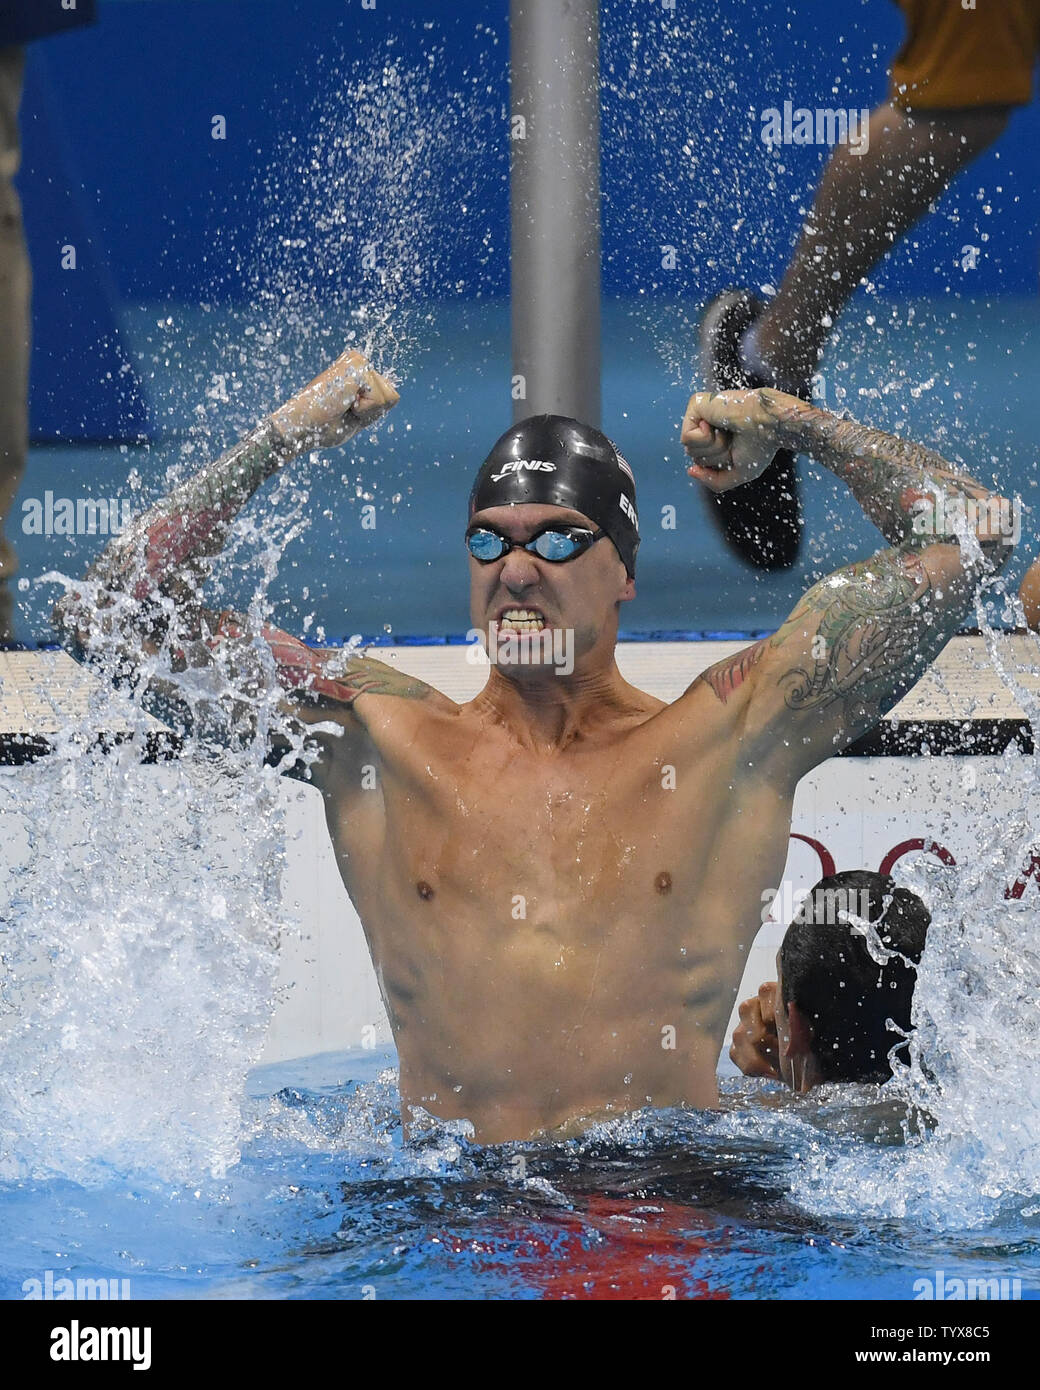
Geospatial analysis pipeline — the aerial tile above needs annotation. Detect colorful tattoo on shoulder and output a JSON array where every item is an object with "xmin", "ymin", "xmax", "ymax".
[
  {"xmin": 262, "ymin": 628, "xmax": 432, "ymax": 707},
  {"xmin": 179, "ymin": 612, "xmax": 433, "ymax": 707},
  {"xmin": 703, "ymin": 639, "xmax": 767, "ymax": 704}
]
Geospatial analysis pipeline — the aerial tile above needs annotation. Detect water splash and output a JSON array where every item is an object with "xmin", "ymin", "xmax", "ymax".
[
  {"xmin": 0, "ymin": 33, "xmax": 505, "ymax": 1184},
  {"xmin": 782, "ymin": 616, "xmax": 1040, "ymax": 1230},
  {"xmin": 0, "ymin": 493, "xmax": 316, "ymax": 1183},
  {"xmin": 0, "ymin": 751, "xmax": 283, "ymax": 1184}
]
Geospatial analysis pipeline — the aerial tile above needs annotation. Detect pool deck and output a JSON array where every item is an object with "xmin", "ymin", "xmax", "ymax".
[{"xmin": 3, "ymin": 632, "xmax": 1039, "ymax": 760}]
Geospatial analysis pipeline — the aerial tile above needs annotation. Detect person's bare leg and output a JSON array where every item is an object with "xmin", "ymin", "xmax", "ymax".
[
  {"xmin": 0, "ymin": 46, "xmax": 29, "ymax": 642},
  {"xmin": 751, "ymin": 101, "xmax": 1010, "ymax": 389}
]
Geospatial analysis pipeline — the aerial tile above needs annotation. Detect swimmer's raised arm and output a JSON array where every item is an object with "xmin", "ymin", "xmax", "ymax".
[
  {"xmin": 51, "ymin": 349, "xmax": 415, "ymax": 763},
  {"xmin": 682, "ymin": 389, "xmax": 1014, "ymax": 775},
  {"xmin": 55, "ymin": 348, "xmax": 398, "ymax": 628}
]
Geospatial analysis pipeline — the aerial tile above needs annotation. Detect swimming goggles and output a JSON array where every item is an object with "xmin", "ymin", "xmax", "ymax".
[{"xmin": 465, "ymin": 523, "xmax": 606, "ymax": 564}]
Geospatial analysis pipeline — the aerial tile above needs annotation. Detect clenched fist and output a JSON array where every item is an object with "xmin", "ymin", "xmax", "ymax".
[
  {"xmin": 271, "ymin": 348, "xmax": 400, "ymax": 453},
  {"xmin": 681, "ymin": 388, "xmax": 798, "ymax": 493},
  {"xmin": 730, "ymin": 980, "xmax": 782, "ymax": 1080}
]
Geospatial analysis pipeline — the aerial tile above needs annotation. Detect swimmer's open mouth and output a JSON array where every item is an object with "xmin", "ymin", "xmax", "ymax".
[{"xmin": 496, "ymin": 607, "xmax": 547, "ymax": 632}]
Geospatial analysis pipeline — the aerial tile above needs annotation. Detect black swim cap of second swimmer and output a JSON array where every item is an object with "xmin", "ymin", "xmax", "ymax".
[{"xmin": 468, "ymin": 415, "xmax": 640, "ymax": 578}]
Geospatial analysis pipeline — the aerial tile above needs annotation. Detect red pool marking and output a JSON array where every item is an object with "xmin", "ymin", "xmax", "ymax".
[
  {"xmin": 789, "ymin": 833, "xmax": 836, "ymax": 879},
  {"xmin": 434, "ymin": 1194, "xmax": 731, "ymax": 1300},
  {"xmin": 878, "ymin": 838, "xmax": 956, "ymax": 876},
  {"xmin": 1005, "ymin": 852, "xmax": 1040, "ymax": 899}
]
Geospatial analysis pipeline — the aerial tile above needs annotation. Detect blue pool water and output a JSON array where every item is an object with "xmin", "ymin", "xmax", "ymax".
[{"xmin": 2, "ymin": 1047, "xmax": 1036, "ymax": 1302}]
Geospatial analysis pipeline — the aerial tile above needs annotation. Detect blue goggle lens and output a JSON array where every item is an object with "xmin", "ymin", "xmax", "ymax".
[
  {"xmin": 467, "ymin": 529, "xmax": 509, "ymax": 561},
  {"xmin": 466, "ymin": 527, "xmax": 593, "ymax": 563},
  {"xmin": 532, "ymin": 530, "xmax": 580, "ymax": 561}
]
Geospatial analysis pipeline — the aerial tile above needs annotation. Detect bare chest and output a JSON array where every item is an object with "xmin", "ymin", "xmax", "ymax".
[{"xmin": 389, "ymin": 750, "xmax": 705, "ymax": 903}]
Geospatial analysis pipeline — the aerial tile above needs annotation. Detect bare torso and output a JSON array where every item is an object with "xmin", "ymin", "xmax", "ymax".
[{"xmin": 313, "ymin": 666, "xmax": 796, "ymax": 1143}]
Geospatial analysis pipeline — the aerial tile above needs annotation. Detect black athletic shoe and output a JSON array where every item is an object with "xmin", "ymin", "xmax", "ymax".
[{"xmin": 698, "ymin": 288, "xmax": 806, "ymax": 571}]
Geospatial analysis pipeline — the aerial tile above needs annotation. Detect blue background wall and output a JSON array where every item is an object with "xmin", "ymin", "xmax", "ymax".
[{"xmin": 20, "ymin": 0, "xmax": 1040, "ymax": 440}]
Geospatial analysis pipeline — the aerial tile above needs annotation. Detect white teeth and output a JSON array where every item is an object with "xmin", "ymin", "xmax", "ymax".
[{"xmin": 499, "ymin": 610, "xmax": 545, "ymax": 632}]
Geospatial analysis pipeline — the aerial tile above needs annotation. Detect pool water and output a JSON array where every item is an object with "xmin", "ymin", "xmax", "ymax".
[{"xmin": 2, "ymin": 1047, "xmax": 1036, "ymax": 1301}]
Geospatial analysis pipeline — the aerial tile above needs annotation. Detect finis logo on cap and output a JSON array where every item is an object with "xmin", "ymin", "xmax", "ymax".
[{"xmin": 490, "ymin": 460, "xmax": 557, "ymax": 483}]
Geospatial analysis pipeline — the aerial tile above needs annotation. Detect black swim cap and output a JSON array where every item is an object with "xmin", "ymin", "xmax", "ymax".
[{"xmin": 468, "ymin": 415, "xmax": 640, "ymax": 578}]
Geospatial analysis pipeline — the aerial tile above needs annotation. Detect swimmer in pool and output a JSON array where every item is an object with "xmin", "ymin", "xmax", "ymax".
[
  {"xmin": 729, "ymin": 871, "xmax": 930, "ymax": 1090},
  {"xmin": 53, "ymin": 357, "xmax": 1012, "ymax": 1144}
]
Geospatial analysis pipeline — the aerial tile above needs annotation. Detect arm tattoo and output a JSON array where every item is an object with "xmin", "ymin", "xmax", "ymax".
[
  {"xmin": 57, "ymin": 421, "xmax": 431, "ymax": 719},
  {"xmin": 777, "ymin": 401, "xmax": 1010, "ymax": 562},
  {"xmin": 189, "ymin": 614, "xmax": 433, "ymax": 708},
  {"xmin": 704, "ymin": 639, "xmax": 767, "ymax": 704},
  {"xmin": 88, "ymin": 421, "xmax": 293, "ymax": 602},
  {"xmin": 696, "ymin": 401, "xmax": 1013, "ymax": 718},
  {"xmin": 768, "ymin": 550, "xmax": 934, "ymax": 719},
  {"xmin": 52, "ymin": 422, "xmax": 296, "ymax": 660}
]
